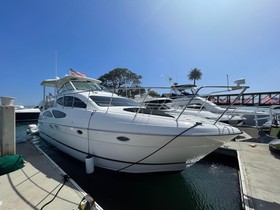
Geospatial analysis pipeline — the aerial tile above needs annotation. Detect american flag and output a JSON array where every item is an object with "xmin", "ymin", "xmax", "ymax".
[{"xmin": 69, "ymin": 68, "xmax": 86, "ymax": 77}]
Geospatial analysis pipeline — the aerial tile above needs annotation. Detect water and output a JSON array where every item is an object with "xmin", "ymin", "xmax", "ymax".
[{"xmin": 17, "ymin": 122, "xmax": 242, "ymax": 210}]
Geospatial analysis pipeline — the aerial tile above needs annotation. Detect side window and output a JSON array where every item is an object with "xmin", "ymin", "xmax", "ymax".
[
  {"xmin": 57, "ymin": 96, "xmax": 72, "ymax": 107},
  {"xmin": 64, "ymin": 96, "xmax": 74, "ymax": 107},
  {"xmin": 52, "ymin": 110, "xmax": 66, "ymax": 118},
  {"xmin": 43, "ymin": 110, "xmax": 53, "ymax": 117},
  {"xmin": 57, "ymin": 97, "xmax": 64, "ymax": 106},
  {"xmin": 56, "ymin": 96, "xmax": 86, "ymax": 108},
  {"xmin": 74, "ymin": 97, "xmax": 87, "ymax": 108}
]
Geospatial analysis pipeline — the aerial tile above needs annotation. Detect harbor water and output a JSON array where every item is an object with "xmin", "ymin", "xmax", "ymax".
[{"xmin": 17, "ymin": 122, "xmax": 242, "ymax": 210}]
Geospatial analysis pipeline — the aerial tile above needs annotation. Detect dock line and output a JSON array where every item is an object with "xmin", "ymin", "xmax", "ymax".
[
  {"xmin": 117, "ymin": 122, "xmax": 202, "ymax": 172},
  {"xmin": 40, "ymin": 174, "xmax": 69, "ymax": 210},
  {"xmin": 32, "ymin": 140, "xmax": 88, "ymax": 196}
]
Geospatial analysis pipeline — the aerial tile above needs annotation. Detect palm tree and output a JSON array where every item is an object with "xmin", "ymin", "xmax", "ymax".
[{"xmin": 188, "ymin": 68, "xmax": 202, "ymax": 85}]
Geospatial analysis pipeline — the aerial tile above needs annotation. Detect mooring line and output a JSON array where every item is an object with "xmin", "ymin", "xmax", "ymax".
[{"xmin": 117, "ymin": 122, "xmax": 202, "ymax": 172}]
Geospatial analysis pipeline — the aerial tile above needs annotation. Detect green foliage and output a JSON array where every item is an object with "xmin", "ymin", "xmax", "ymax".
[
  {"xmin": 148, "ymin": 90, "xmax": 160, "ymax": 97},
  {"xmin": 98, "ymin": 68, "xmax": 143, "ymax": 97}
]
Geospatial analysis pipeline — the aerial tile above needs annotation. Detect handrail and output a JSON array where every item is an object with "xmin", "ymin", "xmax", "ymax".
[
  {"xmin": 43, "ymin": 84, "xmax": 251, "ymax": 125},
  {"xmin": 174, "ymin": 85, "xmax": 249, "ymax": 122}
]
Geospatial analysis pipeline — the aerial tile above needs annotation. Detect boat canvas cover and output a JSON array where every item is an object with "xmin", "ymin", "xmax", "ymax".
[
  {"xmin": 41, "ymin": 75, "xmax": 102, "ymax": 89},
  {"xmin": 0, "ymin": 154, "xmax": 24, "ymax": 175}
]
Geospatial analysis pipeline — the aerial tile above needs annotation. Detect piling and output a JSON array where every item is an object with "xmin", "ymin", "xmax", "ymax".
[{"xmin": 0, "ymin": 96, "xmax": 16, "ymax": 156}]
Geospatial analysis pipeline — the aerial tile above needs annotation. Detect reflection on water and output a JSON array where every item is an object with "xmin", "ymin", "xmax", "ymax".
[{"xmin": 17, "ymin": 122, "xmax": 242, "ymax": 210}]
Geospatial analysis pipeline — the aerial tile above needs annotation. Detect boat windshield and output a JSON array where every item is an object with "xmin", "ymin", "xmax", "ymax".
[
  {"xmin": 71, "ymin": 81, "xmax": 102, "ymax": 91},
  {"xmin": 57, "ymin": 81, "xmax": 103, "ymax": 94},
  {"xmin": 90, "ymin": 96, "xmax": 139, "ymax": 107}
]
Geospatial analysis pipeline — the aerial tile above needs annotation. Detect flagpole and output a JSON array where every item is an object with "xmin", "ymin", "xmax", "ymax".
[
  {"xmin": 226, "ymin": 74, "xmax": 229, "ymax": 90},
  {"xmin": 55, "ymin": 50, "xmax": 58, "ymax": 78},
  {"xmin": 54, "ymin": 50, "xmax": 58, "ymax": 95}
]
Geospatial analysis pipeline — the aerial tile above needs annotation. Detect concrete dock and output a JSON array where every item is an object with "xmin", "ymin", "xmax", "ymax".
[
  {"xmin": 220, "ymin": 141, "xmax": 280, "ymax": 210},
  {"xmin": 0, "ymin": 140, "xmax": 102, "ymax": 210}
]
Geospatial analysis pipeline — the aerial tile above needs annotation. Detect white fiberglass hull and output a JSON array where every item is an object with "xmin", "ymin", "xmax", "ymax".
[{"xmin": 38, "ymin": 109, "xmax": 241, "ymax": 173}]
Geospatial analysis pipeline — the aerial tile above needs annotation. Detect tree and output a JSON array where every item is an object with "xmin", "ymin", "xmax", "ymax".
[
  {"xmin": 188, "ymin": 68, "xmax": 202, "ymax": 85},
  {"xmin": 148, "ymin": 90, "xmax": 160, "ymax": 97},
  {"xmin": 98, "ymin": 68, "xmax": 143, "ymax": 97}
]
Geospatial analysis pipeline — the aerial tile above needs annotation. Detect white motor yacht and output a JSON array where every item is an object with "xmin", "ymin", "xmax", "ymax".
[
  {"xmin": 38, "ymin": 75, "xmax": 242, "ymax": 173},
  {"xmin": 172, "ymin": 96, "xmax": 270, "ymax": 126},
  {"xmin": 135, "ymin": 96, "xmax": 245, "ymax": 125}
]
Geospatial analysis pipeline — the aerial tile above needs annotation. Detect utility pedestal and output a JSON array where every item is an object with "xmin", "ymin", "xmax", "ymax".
[{"xmin": 0, "ymin": 97, "xmax": 16, "ymax": 156}]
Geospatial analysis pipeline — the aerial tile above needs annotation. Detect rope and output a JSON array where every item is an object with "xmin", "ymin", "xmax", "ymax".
[
  {"xmin": 117, "ymin": 122, "xmax": 202, "ymax": 172},
  {"xmin": 40, "ymin": 175, "xmax": 69, "ymax": 210}
]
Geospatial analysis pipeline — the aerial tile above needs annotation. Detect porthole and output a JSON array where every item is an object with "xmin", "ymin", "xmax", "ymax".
[{"xmin": 117, "ymin": 136, "xmax": 130, "ymax": 141}]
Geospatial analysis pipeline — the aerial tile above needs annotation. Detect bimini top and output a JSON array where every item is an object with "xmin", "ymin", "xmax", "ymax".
[{"xmin": 40, "ymin": 75, "xmax": 102, "ymax": 89}]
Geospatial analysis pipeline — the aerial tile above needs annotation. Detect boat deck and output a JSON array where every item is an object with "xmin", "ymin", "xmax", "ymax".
[
  {"xmin": 0, "ymin": 140, "xmax": 102, "ymax": 210},
  {"xmin": 220, "ymin": 141, "xmax": 280, "ymax": 210}
]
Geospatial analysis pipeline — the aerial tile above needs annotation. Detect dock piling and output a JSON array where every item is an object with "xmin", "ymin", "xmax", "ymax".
[{"xmin": 0, "ymin": 96, "xmax": 16, "ymax": 156}]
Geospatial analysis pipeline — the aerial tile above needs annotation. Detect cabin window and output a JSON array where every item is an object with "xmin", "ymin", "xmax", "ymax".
[
  {"xmin": 52, "ymin": 110, "xmax": 66, "ymax": 118},
  {"xmin": 57, "ymin": 97, "xmax": 64, "ymax": 106},
  {"xmin": 90, "ymin": 96, "xmax": 139, "ymax": 107},
  {"xmin": 43, "ymin": 110, "xmax": 53, "ymax": 117},
  {"xmin": 64, "ymin": 96, "xmax": 74, "ymax": 107},
  {"xmin": 74, "ymin": 97, "xmax": 87, "ymax": 108},
  {"xmin": 57, "ymin": 96, "xmax": 87, "ymax": 108}
]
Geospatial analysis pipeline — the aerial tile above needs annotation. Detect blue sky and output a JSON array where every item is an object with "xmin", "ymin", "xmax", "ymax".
[{"xmin": 1, "ymin": 0, "xmax": 280, "ymax": 106}]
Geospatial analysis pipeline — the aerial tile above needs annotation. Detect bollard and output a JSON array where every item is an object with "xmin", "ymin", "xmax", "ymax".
[{"xmin": 0, "ymin": 97, "xmax": 16, "ymax": 156}]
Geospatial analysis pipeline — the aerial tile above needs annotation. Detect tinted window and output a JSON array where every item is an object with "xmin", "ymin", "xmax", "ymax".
[
  {"xmin": 74, "ymin": 97, "xmax": 87, "ymax": 108},
  {"xmin": 57, "ymin": 96, "xmax": 86, "ymax": 108},
  {"xmin": 64, "ymin": 96, "xmax": 74, "ymax": 107},
  {"xmin": 52, "ymin": 110, "xmax": 66, "ymax": 118},
  {"xmin": 90, "ymin": 96, "xmax": 139, "ymax": 107},
  {"xmin": 57, "ymin": 97, "xmax": 64, "ymax": 106},
  {"xmin": 43, "ymin": 110, "xmax": 53, "ymax": 117}
]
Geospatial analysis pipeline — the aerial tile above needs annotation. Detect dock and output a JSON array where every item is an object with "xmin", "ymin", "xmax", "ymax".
[
  {"xmin": 0, "ymin": 140, "xmax": 102, "ymax": 210},
  {"xmin": 219, "ymin": 141, "xmax": 280, "ymax": 210}
]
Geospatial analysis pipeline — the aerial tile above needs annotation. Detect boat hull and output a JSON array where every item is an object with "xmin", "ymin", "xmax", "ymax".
[{"xmin": 39, "ymin": 121, "xmax": 238, "ymax": 173}]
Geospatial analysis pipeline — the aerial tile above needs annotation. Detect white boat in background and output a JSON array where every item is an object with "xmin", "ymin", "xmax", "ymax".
[
  {"xmin": 167, "ymin": 82, "xmax": 271, "ymax": 127},
  {"xmin": 172, "ymin": 95, "xmax": 270, "ymax": 126},
  {"xmin": 135, "ymin": 96, "xmax": 245, "ymax": 125},
  {"xmin": 38, "ymin": 73, "xmax": 242, "ymax": 173},
  {"xmin": 15, "ymin": 105, "xmax": 40, "ymax": 122}
]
